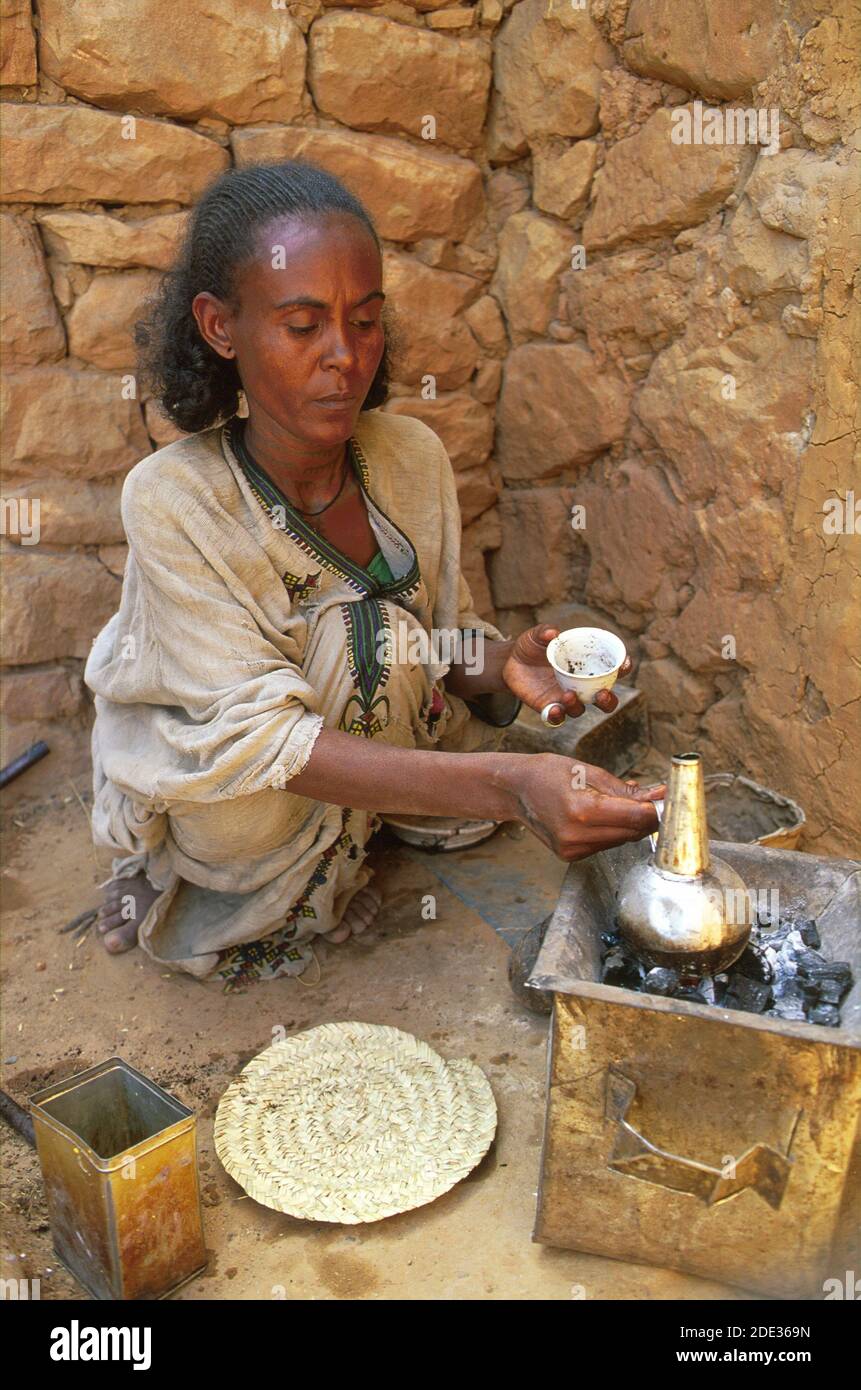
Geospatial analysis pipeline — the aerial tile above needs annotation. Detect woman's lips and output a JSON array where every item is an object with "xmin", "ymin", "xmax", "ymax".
[{"xmin": 313, "ymin": 396, "xmax": 356, "ymax": 411}]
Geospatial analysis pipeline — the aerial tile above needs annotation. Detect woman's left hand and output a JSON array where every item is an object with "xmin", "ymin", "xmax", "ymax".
[{"xmin": 501, "ymin": 625, "xmax": 632, "ymax": 722}]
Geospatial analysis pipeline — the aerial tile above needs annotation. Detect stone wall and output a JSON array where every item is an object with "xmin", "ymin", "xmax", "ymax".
[{"xmin": 1, "ymin": 0, "xmax": 858, "ymax": 853}]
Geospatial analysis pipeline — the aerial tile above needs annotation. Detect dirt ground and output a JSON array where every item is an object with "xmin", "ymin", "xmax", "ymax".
[{"xmin": 0, "ymin": 781, "xmax": 750, "ymax": 1302}]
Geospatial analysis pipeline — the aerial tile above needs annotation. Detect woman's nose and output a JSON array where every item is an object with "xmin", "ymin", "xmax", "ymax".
[{"xmin": 320, "ymin": 320, "xmax": 357, "ymax": 370}]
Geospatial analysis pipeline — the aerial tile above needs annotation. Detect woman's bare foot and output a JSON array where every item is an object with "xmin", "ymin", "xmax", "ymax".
[
  {"xmin": 326, "ymin": 884, "xmax": 382, "ymax": 944},
  {"xmin": 97, "ymin": 871, "xmax": 162, "ymax": 954}
]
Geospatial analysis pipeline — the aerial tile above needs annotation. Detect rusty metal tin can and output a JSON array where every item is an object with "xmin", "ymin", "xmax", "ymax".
[{"xmin": 29, "ymin": 1057, "xmax": 207, "ymax": 1300}]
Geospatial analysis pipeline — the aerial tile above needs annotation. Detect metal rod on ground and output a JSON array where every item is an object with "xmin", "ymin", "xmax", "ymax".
[
  {"xmin": 0, "ymin": 1089, "xmax": 35, "ymax": 1147},
  {"xmin": 0, "ymin": 740, "xmax": 50, "ymax": 789}
]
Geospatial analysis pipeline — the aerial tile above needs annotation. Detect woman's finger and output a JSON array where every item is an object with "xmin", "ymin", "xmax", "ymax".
[
  {"xmin": 525, "ymin": 681, "xmax": 584, "ymax": 718},
  {"xmin": 574, "ymin": 791, "xmax": 662, "ymax": 831},
  {"xmin": 580, "ymin": 765, "xmax": 666, "ymax": 803},
  {"xmin": 593, "ymin": 687, "xmax": 619, "ymax": 713},
  {"xmin": 641, "ymin": 782, "xmax": 666, "ymax": 801},
  {"xmin": 521, "ymin": 625, "xmax": 558, "ymax": 656},
  {"xmin": 559, "ymin": 688, "xmax": 585, "ymax": 717},
  {"xmin": 561, "ymin": 823, "xmax": 652, "ymax": 848},
  {"xmin": 562, "ymin": 825, "xmax": 656, "ymax": 858},
  {"xmin": 577, "ymin": 763, "xmax": 637, "ymax": 797}
]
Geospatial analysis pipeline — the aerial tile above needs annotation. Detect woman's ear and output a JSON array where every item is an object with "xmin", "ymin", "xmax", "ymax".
[{"xmin": 192, "ymin": 291, "xmax": 236, "ymax": 360}]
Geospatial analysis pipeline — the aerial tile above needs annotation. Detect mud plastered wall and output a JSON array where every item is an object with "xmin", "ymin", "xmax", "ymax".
[{"xmin": 0, "ymin": 0, "xmax": 858, "ymax": 854}]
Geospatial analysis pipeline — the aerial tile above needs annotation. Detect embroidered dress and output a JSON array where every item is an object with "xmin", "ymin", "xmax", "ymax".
[{"xmin": 84, "ymin": 408, "xmax": 516, "ymax": 985}]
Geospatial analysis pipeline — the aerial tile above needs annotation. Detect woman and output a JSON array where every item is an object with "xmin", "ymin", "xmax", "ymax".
[{"xmin": 85, "ymin": 161, "xmax": 662, "ymax": 989}]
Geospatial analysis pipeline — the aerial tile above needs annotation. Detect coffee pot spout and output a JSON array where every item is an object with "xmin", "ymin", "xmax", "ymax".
[{"xmin": 655, "ymin": 752, "xmax": 711, "ymax": 877}]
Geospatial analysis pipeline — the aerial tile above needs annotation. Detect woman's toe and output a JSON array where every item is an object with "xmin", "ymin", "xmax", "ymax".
[
  {"xmin": 347, "ymin": 892, "xmax": 380, "ymax": 935},
  {"xmin": 102, "ymin": 923, "xmax": 138, "ymax": 954},
  {"xmin": 97, "ymin": 910, "xmax": 124, "ymax": 933}
]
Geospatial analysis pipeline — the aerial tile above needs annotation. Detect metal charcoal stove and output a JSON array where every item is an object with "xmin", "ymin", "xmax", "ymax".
[{"xmin": 527, "ymin": 838, "xmax": 861, "ymax": 1299}]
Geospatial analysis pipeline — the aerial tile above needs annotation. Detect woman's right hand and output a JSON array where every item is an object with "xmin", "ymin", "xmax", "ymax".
[{"xmin": 507, "ymin": 753, "xmax": 664, "ymax": 861}]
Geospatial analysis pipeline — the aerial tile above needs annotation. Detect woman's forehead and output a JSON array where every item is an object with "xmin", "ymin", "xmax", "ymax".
[{"xmin": 240, "ymin": 213, "xmax": 381, "ymax": 301}]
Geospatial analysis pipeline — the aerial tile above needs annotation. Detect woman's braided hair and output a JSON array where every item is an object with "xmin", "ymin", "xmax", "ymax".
[{"xmin": 136, "ymin": 160, "xmax": 395, "ymax": 434}]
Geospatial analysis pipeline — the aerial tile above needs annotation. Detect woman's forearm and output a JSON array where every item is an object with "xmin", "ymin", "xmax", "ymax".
[
  {"xmin": 284, "ymin": 728, "xmax": 663, "ymax": 863},
  {"xmin": 287, "ymin": 727, "xmax": 518, "ymax": 821},
  {"xmin": 444, "ymin": 636, "xmax": 514, "ymax": 700}
]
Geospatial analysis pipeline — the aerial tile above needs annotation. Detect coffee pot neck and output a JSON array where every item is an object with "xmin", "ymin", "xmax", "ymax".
[{"xmin": 654, "ymin": 753, "xmax": 711, "ymax": 878}]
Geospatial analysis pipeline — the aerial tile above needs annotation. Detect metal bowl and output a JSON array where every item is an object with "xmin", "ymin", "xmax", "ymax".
[{"xmin": 380, "ymin": 814, "xmax": 499, "ymax": 852}]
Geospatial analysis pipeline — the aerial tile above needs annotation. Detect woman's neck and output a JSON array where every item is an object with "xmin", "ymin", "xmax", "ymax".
[{"xmin": 243, "ymin": 413, "xmax": 347, "ymax": 509}]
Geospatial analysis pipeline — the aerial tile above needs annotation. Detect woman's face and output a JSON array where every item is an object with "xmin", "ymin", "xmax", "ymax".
[{"xmin": 194, "ymin": 211, "xmax": 386, "ymax": 449}]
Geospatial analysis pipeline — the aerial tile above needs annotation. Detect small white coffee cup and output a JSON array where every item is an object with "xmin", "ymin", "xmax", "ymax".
[{"xmin": 546, "ymin": 627, "xmax": 627, "ymax": 704}]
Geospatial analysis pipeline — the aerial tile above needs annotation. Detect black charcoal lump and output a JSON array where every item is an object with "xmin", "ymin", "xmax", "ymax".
[
  {"xmin": 796, "ymin": 953, "xmax": 852, "ymax": 996},
  {"xmin": 737, "ymin": 944, "xmax": 773, "ymax": 983},
  {"xmin": 808, "ymin": 1004, "xmax": 840, "ymax": 1028},
  {"xmin": 723, "ymin": 976, "xmax": 772, "ymax": 1014},
  {"xmin": 602, "ymin": 948, "xmax": 643, "ymax": 989},
  {"xmin": 768, "ymin": 997, "xmax": 807, "ymax": 1022},
  {"xmin": 798, "ymin": 920, "xmax": 821, "ymax": 949},
  {"xmin": 643, "ymin": 967, "xmax": 678, "ymax": 996},
  {"xmin": 673, "ymin": 985, "xmax": 709, "ymax": 1005}
]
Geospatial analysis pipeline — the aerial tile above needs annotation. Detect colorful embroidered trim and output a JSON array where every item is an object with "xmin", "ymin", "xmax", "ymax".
[
  {"xmin": 338, "ymin": 599, "xmax": 392, "ymax": 738},
  {"xmin": 225, "ymin": 418, "xmax": 422, "ymax": 602},
  {"xmin": 216, "ymin": 809, "xmax": 358, "ymax": 991}
]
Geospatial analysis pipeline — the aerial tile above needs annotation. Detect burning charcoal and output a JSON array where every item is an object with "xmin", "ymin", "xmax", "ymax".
[
  {"xmin": 797, "ymin": 971, "xmax": 851, "ymax": 1006},
  {"xmin": 773, "ymin": 939, "xmax": 801, "ymax": 978},
  {"xmin": 643, "ymin": 967, "xmax": 679, "ymax": 996},
  {"xmin": 676, "ymin": 978, "xmax": 703, "ymax": 1000},
  {"xmin": 722, "ymin": 976, "xmax": 772, "ymax": 1014},
  {"xmin": 601, "ymin": 931, "xmax": 621, "ymax": 948},
  {"xmin": 697, "ymin": 976, "xmax": 717, "ymax": 1005},
  {"xmin": 673, "ymin": 985, "xmax": 708, "ymax": 1005},
  {"xmin": 602, "ymin": 949, "xmax": 642, "ymax": 989},
  {"xmin": 736, "ymin": 944, "xmax": 773, "ymax": 983},
  {"xmin": 808, "ymin": 1004, "xmax": 840, "ymax": 1028},
  {"xmin": 767, "ymin": 999, "xmax": 807, "ymax": 1022},
  {"xmin": 761, "ymin": 925, "xmax": 791, "ymax": 954},
  {"xmin": 785, "ymin": 930, "xmax": 809, "ymax": 957},
  {"xmin": 713, "ymin": 972, "xmax": 730, "ymax": 1004},
  {"xmin": 762, "ymin": 949, "xmax": 781, "ymax": 981},
  {"xmin": 773, "ymin": 977, "xmax": 806, "ymax": 1006},
  {"xmin": 797, "ymin": 920, "xmax": 821, "ymax": 950},
  {"xmin": 794, "ymin": 948, "xmax": 828, "ymax": 973},
  {"xmin": 797, "ymin": 977, "xmax": 827, "ymax": 1005}
]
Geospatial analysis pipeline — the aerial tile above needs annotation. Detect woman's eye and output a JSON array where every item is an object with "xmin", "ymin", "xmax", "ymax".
[{"xmin": 287, "ymin": 324, "xmax": 316, "ymax": 335}]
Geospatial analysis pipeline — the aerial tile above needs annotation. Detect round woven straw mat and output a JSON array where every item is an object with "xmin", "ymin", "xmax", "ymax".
[{"xmin": 214, "ymin": 1021, "xmax": 497, "ymax": 1223}]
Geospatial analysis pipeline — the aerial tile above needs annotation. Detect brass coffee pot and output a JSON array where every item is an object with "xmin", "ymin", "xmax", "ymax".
[{"xmin": 616, "ymin": 752, "xmax": 751, "ymax": 975}]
